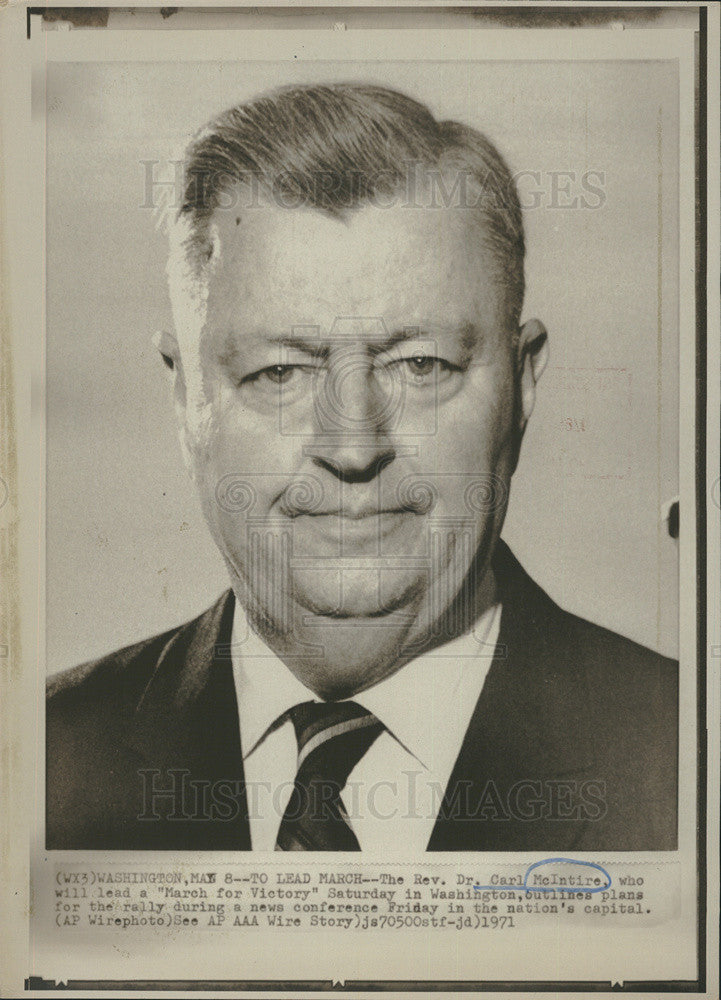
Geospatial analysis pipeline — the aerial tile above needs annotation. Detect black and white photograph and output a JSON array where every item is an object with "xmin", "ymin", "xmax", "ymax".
[{"xmin": 45, "ymin": 57, "xmax": 680, "ymax": 855}]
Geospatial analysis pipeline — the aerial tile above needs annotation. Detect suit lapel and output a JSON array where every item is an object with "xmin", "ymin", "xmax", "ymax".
[
  {"xmin": 428, "ymin": 542, "xmax": 597, "ymax": 851},
  {"xmin": 124, "ymin": 589, "xmax": 252, "ymax": 849}
]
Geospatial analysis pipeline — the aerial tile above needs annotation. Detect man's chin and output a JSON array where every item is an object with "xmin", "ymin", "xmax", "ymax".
[{"xmin": 289, "ymin": 568, "xmax": 421, "ymax": 621}]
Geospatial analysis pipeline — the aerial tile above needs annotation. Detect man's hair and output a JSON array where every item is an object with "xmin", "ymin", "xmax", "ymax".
[{"xmin": 171, "ymin": 82, "xmax": 525, "ymax": 330}]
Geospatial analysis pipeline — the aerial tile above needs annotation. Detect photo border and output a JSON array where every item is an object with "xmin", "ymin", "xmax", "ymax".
[{"xmin": 0, "ymin": 3, "xmax": 713, "ymax": 996}]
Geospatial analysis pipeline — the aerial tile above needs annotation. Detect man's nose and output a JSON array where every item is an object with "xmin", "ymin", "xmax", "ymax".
[{"xmin": 308, "ymin": 357, "xmax": 397, "ymax": 483}]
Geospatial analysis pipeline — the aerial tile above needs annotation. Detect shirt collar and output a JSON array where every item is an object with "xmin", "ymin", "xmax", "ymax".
[
  {"xmin": 231, "ymin": 594, "xmax": 502, "ymax": 776},
  {"xmin": 231, "ymin": 610, "xmax": 317, "ymax": 758},
  {"xmin": 350, "ymin": 602, "xmax": 501, "ymax": 775}
]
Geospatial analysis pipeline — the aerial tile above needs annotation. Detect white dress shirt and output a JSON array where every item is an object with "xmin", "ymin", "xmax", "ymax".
[{"xmin": 230, "ymin": 597, "xmax": 502, "ymax": 853}]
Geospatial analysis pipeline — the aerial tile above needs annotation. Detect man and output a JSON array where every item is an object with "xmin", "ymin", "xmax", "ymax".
[{"xmin": 47, "ymin": 83, "xmax": 678, "ymax": 851}]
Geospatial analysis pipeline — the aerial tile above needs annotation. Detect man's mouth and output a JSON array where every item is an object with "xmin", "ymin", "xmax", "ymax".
[
  {"xmin": 302, "ymin": 506, "xmax": 408, "ymax": 520},
  {"xmin": 290, "ymin": 508, "xmax": 415, "ymax": 545}
]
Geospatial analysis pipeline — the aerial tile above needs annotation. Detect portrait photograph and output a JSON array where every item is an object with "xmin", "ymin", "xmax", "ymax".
[{"xmin": 44, "ymin": 54, "xmax": 681, "ymax": 855}]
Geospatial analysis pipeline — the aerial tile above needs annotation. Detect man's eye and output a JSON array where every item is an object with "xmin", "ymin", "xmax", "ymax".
[
  {"xmin": 404, "ymin": 355, "xmax": 437, "ymax": 377},
  {"xmin": 394, "ymin": 355, "xmax": 454, "ymax": 381},
  {"xmin": 261, "ymin": 364, "xmax": 296, "ymax": 384},
  {"xmin": 243, "ymin": 364, "xmax": 317, "ymax": 387}
]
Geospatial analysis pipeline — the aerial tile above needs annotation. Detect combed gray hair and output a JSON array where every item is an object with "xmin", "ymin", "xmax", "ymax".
[{"xmin": 171, "ymin": 82, "xmax": 525, "ymax": 330}]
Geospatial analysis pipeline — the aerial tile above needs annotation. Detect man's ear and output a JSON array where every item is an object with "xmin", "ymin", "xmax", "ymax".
[
  {"xmin": 515, "ymin": 318, "xmax": 549, "ymax": 436},
  {"xmin": 153, "ymin": 329, "xmax": 180, "ymax": 374},
  {"xmin": 152, "ymin": 330, "xmax": 193, "ymax": 473}
]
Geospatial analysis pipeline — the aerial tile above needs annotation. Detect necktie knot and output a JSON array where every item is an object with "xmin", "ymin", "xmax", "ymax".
[
  {"xmin": 276, "ymin": 701, "xmax": 383, "ymax": 851},
  {"xmin": 289, "ymin": 700, "xmax": 382, "ymax": 774}
]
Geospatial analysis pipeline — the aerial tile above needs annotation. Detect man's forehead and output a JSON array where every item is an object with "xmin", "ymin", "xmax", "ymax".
[
  {"xmin": 218, "ymin": 190, "xmax": 491, "ymax": 268},
  {"xmin": 201, "ymin": 196, "xmax": 502, "ymax": 330}
]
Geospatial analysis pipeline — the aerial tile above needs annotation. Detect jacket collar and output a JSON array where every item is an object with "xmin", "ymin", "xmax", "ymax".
[
  {"xmin": 427, "ymin": 540, "xmax": 598, "ymax": 850},
  {"xmin": 123, "ymin": 589, "xmax": 251, "ymax": 849},
  {"xmin": 125, "ymin": 588, "xmax": 238, "ymax": 768}
]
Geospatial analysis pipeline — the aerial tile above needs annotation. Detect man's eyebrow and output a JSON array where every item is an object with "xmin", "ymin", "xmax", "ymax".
[
  {"xmin": 458, "ymin": 322, "xmax": 480, "ymax": 353},
  {"xmin": 265, "ymin": 324, "xmax": 480, "ymax": 357},
  {"xmin": 264, "ymin": 336, "xmax": 331, "ymax": 359},
  {"xmin": 215, "ymin": 335, "xmax": 330, "ymax": 368}
]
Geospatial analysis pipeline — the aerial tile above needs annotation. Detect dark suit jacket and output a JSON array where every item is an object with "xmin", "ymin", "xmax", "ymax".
[{"xmin": 46, "ymin": 542, "xmax": 678, "ymax": 851}]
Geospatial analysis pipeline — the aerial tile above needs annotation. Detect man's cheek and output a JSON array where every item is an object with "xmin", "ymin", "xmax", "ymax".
[
  {"xmin": 433, "ymin": 425, "xmax": 509, "ymax": 522},
  {"xmin": 182, "ymin": 388, "xmax": 225, "ymax": 457},
  {"xmin": 206, "ymin": 408, "xmax": 270, "ymax": 471}
]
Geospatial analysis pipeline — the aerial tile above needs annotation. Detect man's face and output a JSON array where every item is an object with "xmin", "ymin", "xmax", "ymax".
[{"xmin": 166, "ymin": 191, "xmax": 541, "ymax": 694}]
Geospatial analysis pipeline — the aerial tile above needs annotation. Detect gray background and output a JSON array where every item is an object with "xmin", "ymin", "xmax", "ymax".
[{"xmin": 46, "ymin": 59, "xmax": 679, "ymax": 672}]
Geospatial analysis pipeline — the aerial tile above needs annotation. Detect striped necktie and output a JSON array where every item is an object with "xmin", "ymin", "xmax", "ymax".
[{"xmin": 275, "ymin": 701, "xmax": 383, "ymax": 851}]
